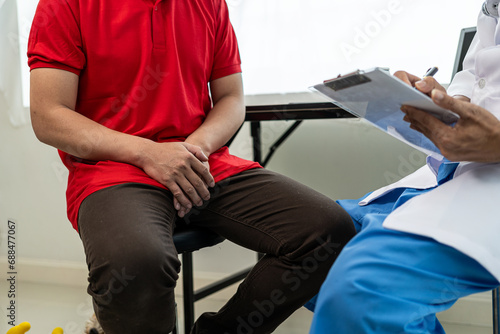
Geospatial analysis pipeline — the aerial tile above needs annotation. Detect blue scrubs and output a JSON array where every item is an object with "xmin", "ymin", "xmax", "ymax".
[{"xmin": 309, "ymin": 162, "xmax": 499, "ymax": 333}]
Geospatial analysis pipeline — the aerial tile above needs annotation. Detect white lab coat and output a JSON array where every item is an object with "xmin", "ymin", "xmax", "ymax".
[{"xmin": 363, "ymin": 11, "xmax": 500, "ymax": 280}]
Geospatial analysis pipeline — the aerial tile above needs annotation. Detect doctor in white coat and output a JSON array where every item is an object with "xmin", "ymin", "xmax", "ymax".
[{"xmin": 309, "ymin": 2, "xmax": 500, "ymax": 333}]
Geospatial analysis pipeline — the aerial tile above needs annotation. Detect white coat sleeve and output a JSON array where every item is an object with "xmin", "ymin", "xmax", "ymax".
[{"xmin": 447, "ymin": 11, "xmax": 496, "ymax": 99}]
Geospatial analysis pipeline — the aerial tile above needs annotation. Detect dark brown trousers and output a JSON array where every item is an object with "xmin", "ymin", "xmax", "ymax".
[{"xmin": 78, "ymin": 168, "xmax": 355, "ymax": 334}]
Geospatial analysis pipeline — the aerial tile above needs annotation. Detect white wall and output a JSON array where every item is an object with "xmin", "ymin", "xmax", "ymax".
[{"xmin": 0, "ymin": 0, "xmax": 86, "ymax": 270}]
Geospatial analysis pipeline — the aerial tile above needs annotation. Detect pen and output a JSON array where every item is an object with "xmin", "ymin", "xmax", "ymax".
[{"xmin": 423, "ymin": 67, "xmax": 439, "ymax": 78}]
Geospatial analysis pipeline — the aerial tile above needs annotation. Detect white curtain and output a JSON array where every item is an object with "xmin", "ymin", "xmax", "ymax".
[
  {"xmin": 228, "ymin": 0, "xmax": 484, "ymax": 96},
  {"xmin": 0, "ymin": 0, "xmax": 29, "ymax": 127},
  {"xmin": 17, "ymin": 0, "xmax": 38, "ymax": 108}
]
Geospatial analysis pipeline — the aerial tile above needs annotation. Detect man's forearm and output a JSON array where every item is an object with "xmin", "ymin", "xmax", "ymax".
[
  {"xmin": 185, "ymin": 73, "xmax": 245, "ymax": 156},
  {"xmin": 185, "ymin": 94, "xmax": 244, "ymax": 156},
  {"xmin": 31, "ymin": 104, "xmax": 150, "ymax": 167}
]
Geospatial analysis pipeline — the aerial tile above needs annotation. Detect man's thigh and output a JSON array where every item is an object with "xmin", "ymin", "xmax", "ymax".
[
  {"xmin": 77, "ymin": 183, "xmax": 182, "ymax": 332},
  {"xmin": 78, "ymin": 183, "xmax": 181, "ymax": 288},
  {"xmin": 184, "ymin": 168, "xmax": 355, "ymax": 257}
]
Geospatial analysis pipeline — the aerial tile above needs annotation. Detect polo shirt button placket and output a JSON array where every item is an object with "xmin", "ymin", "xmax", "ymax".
[{"xmin": 152, "ymin": 0, "xmax": 166, "ymax": 50}]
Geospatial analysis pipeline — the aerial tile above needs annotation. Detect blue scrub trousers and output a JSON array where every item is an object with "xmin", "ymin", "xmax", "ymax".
[{"xmin": 309, "ymin": 163, "xmax": 500, "ymax": 333}]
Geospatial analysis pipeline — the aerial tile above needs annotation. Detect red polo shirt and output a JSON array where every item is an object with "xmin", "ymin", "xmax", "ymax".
[{"xmin": 28, "ymin": 0, "xmax": 260, "ymax": 231}]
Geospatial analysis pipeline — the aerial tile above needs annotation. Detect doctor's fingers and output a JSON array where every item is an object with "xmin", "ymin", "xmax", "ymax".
[
  {"xmin": 403, "ymin": 109, "xmax": 464, "ymax": 161},
  {"xmin": 415, "ymin": 77, "xmax": 446, "ymax": 96},
  {"xmin": 432, "ymin": 89, "xmax": 500, "ymax": 128},
  {"xmin": 393, "ymin": 70, "xmax": 421, "ymax": 87},
  {"xmin": 402, "ymin": 104, "xmax": 500, "ymax": 162},
  {"xmin": 401, "ymin": 105, "xmax": 450, "ymax": 140},
  {"xmin": 431, "ymin": 90, "xmax": 468, "ymax": 115},
  {"xmin": 432, "ymin": 91, "xmax": 500, "ymax": 129},
  {"xmin": 430, "ymin": 89, "xmax": 490, "ymax": 121}
]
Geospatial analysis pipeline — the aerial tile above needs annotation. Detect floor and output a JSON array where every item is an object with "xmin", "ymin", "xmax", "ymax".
[{"xmin": 1, "ymin": 279, "xmax": 494, "ymax": 334}]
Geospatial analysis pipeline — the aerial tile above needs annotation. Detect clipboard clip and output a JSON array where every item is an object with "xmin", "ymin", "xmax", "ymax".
[{"xmin": 323, "ymin": 67, "xmax": 389, "ymax": 92}]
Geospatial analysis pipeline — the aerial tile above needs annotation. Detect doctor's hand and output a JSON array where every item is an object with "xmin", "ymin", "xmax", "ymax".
[
  {"xmin": 401, "ymin": 89, "xmax": 500, "ymax": 162},
  {"xmin": 137, "ymin": 141, "xmax": 214, "ymax": 217},
  {"xmin": 393, "ymin": 70, "xmax": 447, "ymax": 96}
]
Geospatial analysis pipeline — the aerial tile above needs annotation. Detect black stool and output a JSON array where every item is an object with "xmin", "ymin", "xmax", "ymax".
[{"xmin": 172, "ymin": 225, "xmax": 251, "ymax": 334}]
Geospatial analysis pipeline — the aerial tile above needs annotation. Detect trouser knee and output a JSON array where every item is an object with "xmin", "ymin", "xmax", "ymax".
[
  {"xmin": 88, "ymin": 249, "xmax": 180, "ymax": 333},
  {"xmin": 289, "ymin": 202, "xmax": 355, "ymax": 269}
]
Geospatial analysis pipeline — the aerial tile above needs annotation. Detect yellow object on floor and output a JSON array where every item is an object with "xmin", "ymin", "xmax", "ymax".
[
  {"xmin": 6, "ymin": 322, "xmax": 63, "ymax": 334},
  {"xmin": 5, "ymin": 322, "xmax": 30, "ymax": 334}
]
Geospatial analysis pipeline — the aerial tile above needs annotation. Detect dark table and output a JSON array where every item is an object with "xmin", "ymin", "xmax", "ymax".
[{"xmin": 242, "ymin": 102, "xmax": 355, "ymax": 167}]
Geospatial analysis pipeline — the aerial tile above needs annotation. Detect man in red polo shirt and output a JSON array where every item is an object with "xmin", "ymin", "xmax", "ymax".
[{"xmin": 28, "ymin": 0, "xmax": 355, "ymax": 333}]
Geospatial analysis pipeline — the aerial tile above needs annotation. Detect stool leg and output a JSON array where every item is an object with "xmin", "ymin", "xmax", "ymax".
[
  {"xmin": 171, "ymin": 302, "xmax": 178, "ymax": 334},
  {"xmin": 494, "ymin": 288, "xmax": 500, "ymax": 334},
  {"xmin": 182, "ymin": 252, "xmax": 195, "ymax": 334}
]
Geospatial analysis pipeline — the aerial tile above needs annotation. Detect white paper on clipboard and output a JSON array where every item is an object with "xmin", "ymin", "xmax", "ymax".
[{"xmin": 311, "ymin": 67, "xmax": 459, "ymax": 158}]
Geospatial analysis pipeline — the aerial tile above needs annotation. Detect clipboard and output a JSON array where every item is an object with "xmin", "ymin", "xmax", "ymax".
[{"xmin": 311, "ymin": 67, "xmax": 459, "ymax": 158}]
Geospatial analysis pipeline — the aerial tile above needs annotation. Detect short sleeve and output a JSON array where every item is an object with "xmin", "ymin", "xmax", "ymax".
[
  {"xmin": 210, "ymin": 0, "xmax": 241, "ymax": 81},
  {"xmin": 27, "ymin": 0, "xmax": 86, "ymax": 75}
]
